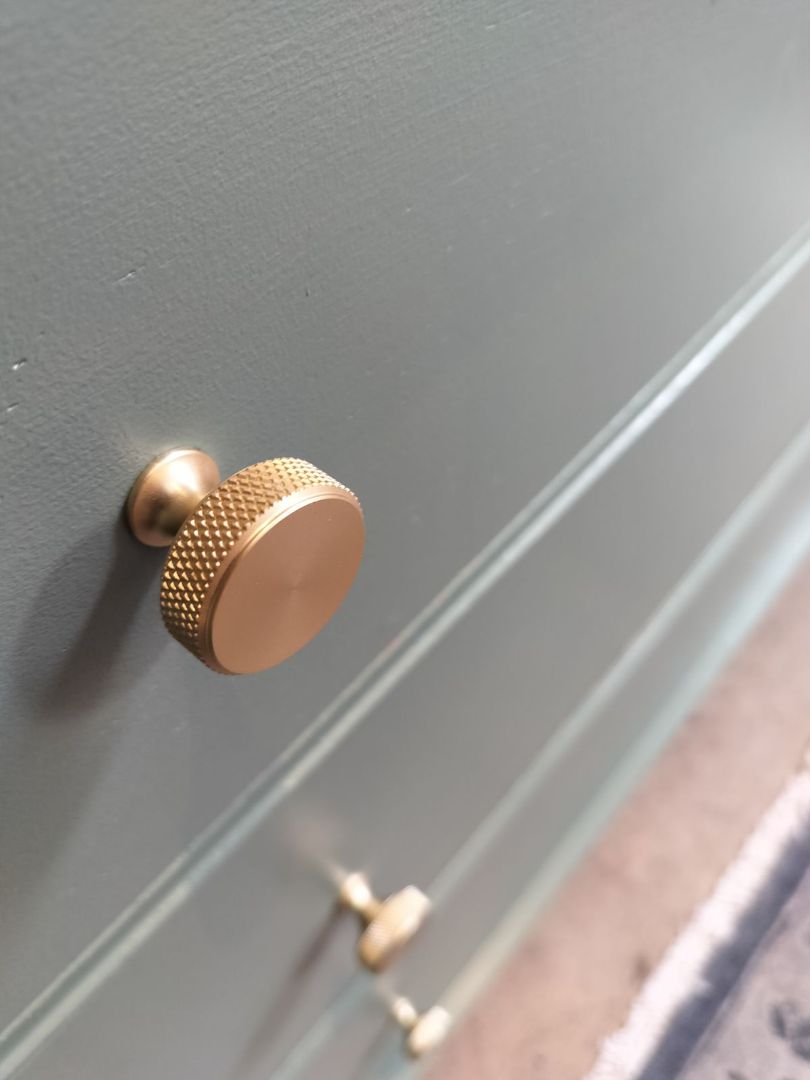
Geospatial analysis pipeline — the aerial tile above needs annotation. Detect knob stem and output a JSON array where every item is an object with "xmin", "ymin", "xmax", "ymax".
[{"xmin": 127, "ymin": 448, "xmax": 221, "ymax": 547}]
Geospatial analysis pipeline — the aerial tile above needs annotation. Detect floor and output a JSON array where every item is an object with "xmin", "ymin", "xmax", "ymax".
[
  {"xmin": 675, "ymin": 848, "xmax": 810, "ymax": 1079},
  {"xmin": 430, "ymin": 556, "xmax": 810, "ymax": 1080}
]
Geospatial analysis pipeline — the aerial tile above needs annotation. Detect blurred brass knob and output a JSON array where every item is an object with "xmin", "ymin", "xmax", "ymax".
[
  {"xmin": 339, "ymin": 871, "xmax": 431, "ymax": 972},
  {"xmin": 391, "ymin": 996, "xmax": 451, "ymax": 1059},
  {"xmin": 127, "ymin": 448, "xmax": 364, "ymax": 674}
]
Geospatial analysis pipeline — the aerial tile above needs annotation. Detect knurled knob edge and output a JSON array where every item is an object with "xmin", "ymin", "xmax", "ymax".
[{"xmin": 159, "ymin": 457, "xmax": 359, "ymax": 671}]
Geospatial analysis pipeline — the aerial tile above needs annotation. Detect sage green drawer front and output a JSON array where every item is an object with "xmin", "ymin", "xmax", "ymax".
[
  {"xmin": 2, "ymin": 0, "xmax": 810, "ymax": 1036},
  {"xmin": 10, "ymin": 240, "xmax": 810, "ymax": 1079},
  {"xmin": 278, "ymin": 412, "xmax": 810, "ymax": 1080}
]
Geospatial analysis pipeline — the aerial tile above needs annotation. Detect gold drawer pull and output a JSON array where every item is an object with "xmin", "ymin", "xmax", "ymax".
[
  {"xmin": 339, "ymin": 871, "xmax": 431, "ymax": 972},
  {"xmin": 127, "ymin": 448, "xmax": 364, "ymax": 674},
  {"xmin": 391, "ymin": 996, "xmax": 451, "ymax": 1059}
]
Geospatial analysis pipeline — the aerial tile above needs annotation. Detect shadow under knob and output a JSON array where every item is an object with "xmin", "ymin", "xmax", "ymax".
[{"xmin": 127, "ymin": 448, "xmax": 364, "ymax": 674}]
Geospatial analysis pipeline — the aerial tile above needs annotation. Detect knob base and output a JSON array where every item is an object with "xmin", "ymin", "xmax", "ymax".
[{"xmin": 127, "ymin": 448, "xmax": 221, "ymax": 547}]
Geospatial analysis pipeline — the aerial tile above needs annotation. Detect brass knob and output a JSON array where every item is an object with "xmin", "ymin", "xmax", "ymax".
[
  {"xmin": 391, "ymin": 996, "xmax": 451, "ymax": 1059},
  {"xmin": 126, "ymin": 448, "xmax": 364, "ymax": 674},
  {"xmin": 339, "ymin": 872, "xmax": 431, "ymax": 972}
]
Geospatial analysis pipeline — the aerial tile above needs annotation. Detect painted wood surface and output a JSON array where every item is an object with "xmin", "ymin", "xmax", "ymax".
[{"xmin": 2, "ymin": 0, "xmax": 810, "ymax": 1073}]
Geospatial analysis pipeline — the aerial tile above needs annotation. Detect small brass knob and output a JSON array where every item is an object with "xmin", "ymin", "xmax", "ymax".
[
  {"xmin": 127, "ymin": 448, "xmax": 364, "ymax": 674},
  {"xmin": 339, "ymin": 872, "xmax": 431, "ymax": 972},
  {"xmin": 391, "ymin": 996, "xmax": 451, "ymax": 1059}
]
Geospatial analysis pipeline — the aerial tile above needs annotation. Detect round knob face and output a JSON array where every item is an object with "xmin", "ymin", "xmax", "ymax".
[
  {"xmin": 405, "ymin": 1007, "xmax": 451, "ymax": 1059},
  {"xmin": 160, "ymin": 458, "xmax": 364, "ymax": 674},
  {"xmin": 357, "ymin": 886, "xmax": 431, "ymax": 972}
]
